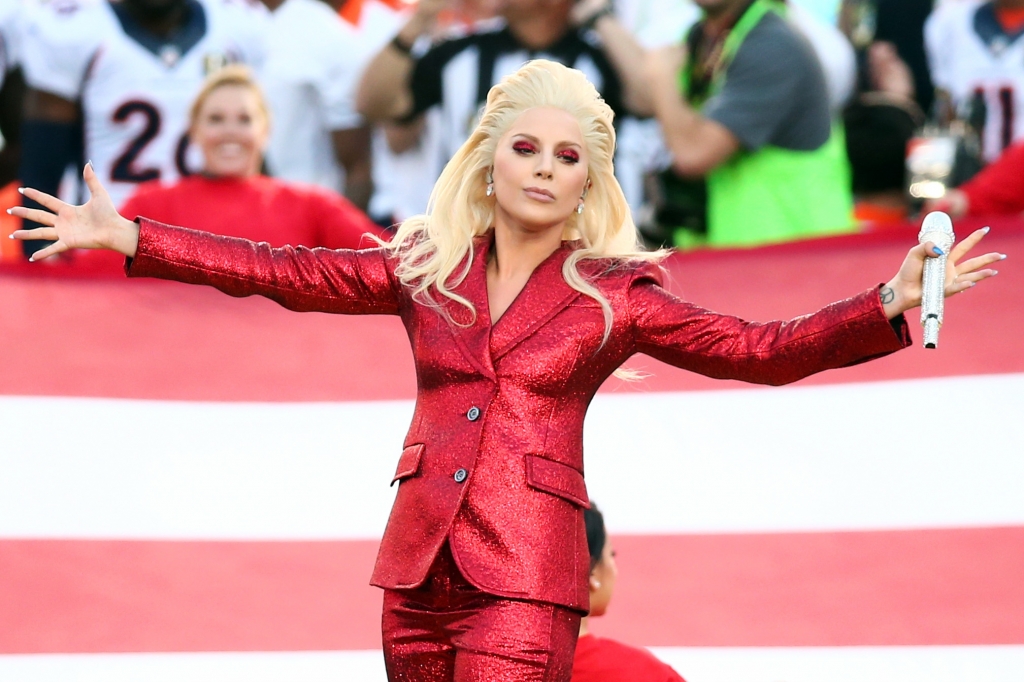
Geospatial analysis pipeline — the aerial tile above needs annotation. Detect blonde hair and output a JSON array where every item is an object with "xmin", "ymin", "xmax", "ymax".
[
  {"xmin": 188, "ymin": 64, "xmax": 271, "ymax": 132},
  {"xmin": 384, "ymin": 59, "xmax": 664, "ymax": 341}
]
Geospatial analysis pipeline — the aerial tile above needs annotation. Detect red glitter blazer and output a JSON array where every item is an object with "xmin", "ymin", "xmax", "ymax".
[{"xmin": 127, "ymin": 219, "xmax": 911, "ymax": 612}]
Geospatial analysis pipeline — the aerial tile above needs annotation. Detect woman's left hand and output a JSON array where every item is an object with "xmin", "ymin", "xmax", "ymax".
[{"xmin": 881, "ymin": 226, "xmax": 1005, "ymax": 319}]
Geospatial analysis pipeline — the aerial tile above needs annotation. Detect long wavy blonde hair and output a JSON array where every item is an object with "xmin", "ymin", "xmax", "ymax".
[{"xmin": 384, "ymin": 59, "xmax": 664, "ymax": 341}]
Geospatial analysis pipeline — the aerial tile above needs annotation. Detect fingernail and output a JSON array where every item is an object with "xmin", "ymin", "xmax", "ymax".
[
  {"xmin": 17, "ymin": 187, "xmax": 24, "ymax": 194},
  {"xmin": 1001, "ymin": 254, "xmax": 1008, "ymax": 259},
  {"xmin": 8, "ymin": 233, "xmax": 13, "ymax": 239},
  {"xmin": 28, "ymin": 255, "xmax": 34, "ymax": 262},
  {"xmin": 983, "ymin": 226, "xmax": 991, "ymax": 234},
  {"xmin": 934, "ymin": 246, "xmax": 945, "ymax": 256},
  {"xmin": 992, "ymin": 270, "xmax": 999, "ymax": 276}
]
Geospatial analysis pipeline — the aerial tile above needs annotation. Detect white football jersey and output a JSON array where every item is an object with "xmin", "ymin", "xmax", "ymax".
[
  {"xmin": 263, "ymin": 0, "xmax": 370, "ymax": 194},
  {"xmin": 926, "ymin": 0, "xmax": 1024, "ymax": 162},
  {"xmin": 21, "ymin": 0, "xmax": 267, "ymax": 206}
]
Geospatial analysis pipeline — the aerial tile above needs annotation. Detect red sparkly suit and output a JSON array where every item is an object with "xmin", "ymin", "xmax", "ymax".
[{"xmin": 127, "ymin": 219, "xmax": 911, "ymax": 614}]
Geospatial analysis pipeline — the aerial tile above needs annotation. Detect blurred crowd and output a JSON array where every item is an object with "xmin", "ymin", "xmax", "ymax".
[{"xmin": 1, "ymin": 0, "xmax": 1023, "ymax": 265}]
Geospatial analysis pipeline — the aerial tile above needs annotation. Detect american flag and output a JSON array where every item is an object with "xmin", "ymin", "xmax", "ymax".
[{"xmin": 2, "ymin": 219, "xmax": 1021, "ymax": 681}]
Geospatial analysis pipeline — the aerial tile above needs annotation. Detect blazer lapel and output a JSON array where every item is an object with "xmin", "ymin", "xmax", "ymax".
[
  {"xmin": 490, "ymin": 243, "xmax": 580, "ymax": 361},
  {"xmin": 443, "ymin": 237, "xmax": 496, "ymax": 380}
]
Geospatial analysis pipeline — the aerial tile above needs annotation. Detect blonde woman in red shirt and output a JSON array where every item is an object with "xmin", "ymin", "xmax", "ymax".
[{"xmin": 119, "ymin": 65, "xmax": 383, "ymax": 250}]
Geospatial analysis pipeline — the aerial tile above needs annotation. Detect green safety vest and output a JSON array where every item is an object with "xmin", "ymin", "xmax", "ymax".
[{"xmin": 678, "ymin": 0, "xmax": 854, "ymax": 248}]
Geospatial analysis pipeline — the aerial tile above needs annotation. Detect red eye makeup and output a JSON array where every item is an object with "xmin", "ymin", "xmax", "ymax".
[
  {"xmin": 558, "ymin": 149, "xmax": 580, "ymax": 163},
  {"xmin": 513, "ymin": 140, "xmax": 537, "ymax": 154}
]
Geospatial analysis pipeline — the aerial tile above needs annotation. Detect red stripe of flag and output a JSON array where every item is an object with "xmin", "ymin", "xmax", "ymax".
[{"xmin": 3, "ymin": 527, "xmax": 1022, "ymax": 653}]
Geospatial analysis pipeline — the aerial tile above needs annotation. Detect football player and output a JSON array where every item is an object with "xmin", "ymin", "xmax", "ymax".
[
  {"xmin": 926, "ymin": 0, "xmax": 1024, "ymax": 162},
  {"xmin": 18, "ymin": 0, "xmax": 267, "ymax": 257}
]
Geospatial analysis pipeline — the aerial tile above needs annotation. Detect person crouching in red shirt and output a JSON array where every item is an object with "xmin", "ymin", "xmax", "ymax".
[
  {"xmin": 573, "ymin": 503, "xmax": 687, "ymax": 682},
  {"xmin": 119, "ymin": 65, "xmax": 384, "ymax": 251}
]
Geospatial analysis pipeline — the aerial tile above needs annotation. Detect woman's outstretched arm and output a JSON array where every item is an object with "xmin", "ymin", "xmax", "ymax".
[
  {"xmin": 628, "ymin": 229, "xmax": 1004, "ymax": 386},
  {"xmin": 9, "ymin": 162, "xmax": 140, "ymax": 260},
  {"xmin": 9, "ymin": 164, "xmax": 402, "ymax": 316}
]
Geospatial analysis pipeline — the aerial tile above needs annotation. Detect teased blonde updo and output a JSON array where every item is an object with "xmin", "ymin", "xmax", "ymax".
[{"xmin": 384, "ymin": 59, "xmax": 664, "ymax": 340}]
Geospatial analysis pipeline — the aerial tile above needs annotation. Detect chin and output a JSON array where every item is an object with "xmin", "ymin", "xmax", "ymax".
[
  {"xmin": 207, "ymin": 164, "xmax": 249, "ymax": 177},
  {"xmin": 511, "ymin": 208, "xmax": 573, "ymax": 230}
]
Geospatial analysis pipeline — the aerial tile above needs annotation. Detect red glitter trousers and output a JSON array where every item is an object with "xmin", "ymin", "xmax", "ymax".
[{"xmin": 381, "ymin": 541, "xmax": 581, "ymax": 682}]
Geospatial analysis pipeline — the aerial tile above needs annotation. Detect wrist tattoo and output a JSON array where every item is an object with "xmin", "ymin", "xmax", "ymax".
[{"xmin": 880, "ymin": 286, "xmax": 895, "ymax": 304}]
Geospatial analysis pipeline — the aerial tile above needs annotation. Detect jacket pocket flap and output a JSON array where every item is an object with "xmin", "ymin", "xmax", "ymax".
[
  {"xmin": 525, "ymin": 455, "xmax": 589, "ymax": 507},
  {"xmin": 391, "ymin": 443, "xmax": 425, "ymax": 486}
]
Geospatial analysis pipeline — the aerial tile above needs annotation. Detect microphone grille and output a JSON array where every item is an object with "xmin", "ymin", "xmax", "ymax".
[{"xmin": 918, "ymin": 211, "xmax": 955, "ymax": 248}]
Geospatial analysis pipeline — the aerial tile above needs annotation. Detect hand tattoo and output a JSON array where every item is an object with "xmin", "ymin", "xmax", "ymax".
[{"xmin": 880, "ymin": 286, "xmax": 895, "ymax": 304}]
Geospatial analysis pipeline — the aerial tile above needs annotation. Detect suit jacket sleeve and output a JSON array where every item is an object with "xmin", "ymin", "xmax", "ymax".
[
  {"xmin": 125, "ymin": 218, "xmax": 401, "ymax": 315},
  {"xmin": 628, "ymin": 263, "xmax": 911, "ymax": 386}
]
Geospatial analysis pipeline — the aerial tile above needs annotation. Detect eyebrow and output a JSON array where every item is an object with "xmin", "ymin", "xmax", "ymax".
[{"xmin": 510, "ymin": 133, "xmax": 582, "ymax": 149}]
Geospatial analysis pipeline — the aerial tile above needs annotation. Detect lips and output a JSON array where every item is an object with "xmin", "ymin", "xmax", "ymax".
[{"xmin": 523, "ymin": 186, "xmax": 555, "ymax": 202}]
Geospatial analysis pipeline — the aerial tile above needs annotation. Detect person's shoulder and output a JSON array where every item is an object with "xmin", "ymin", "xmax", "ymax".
[
  {"xmin": 22, "ymin": 0, "xmax": 107, "ymax": 52},
  {"xmin": 120, "ymin": 177, "xmax": 190, "ymax": 215},
  {"xmin": 746, "ymin": 10, "xmax": 812, "ymax": 53},
  {"xmin": 730, "ymin": 9, "xmax": 819, "ymax": 77},
  {"xmin": 128, "ymin": 178, "xmax": 176, "ymax": 197},
  {"xmin": 424, "ymin": 21, "xmax": 508, "ymax": 61},
  {"xmin": 930, "ymin": 0, "xmax": 984, "ymax": 25},
  {"xmin": 577, "ymin": 253, "xmax": 666, "ymax": 287},
  {"xmin": 925, "ymin": 0, "xmax": 984, "ymax": 42},
  {"xmin": 259, "ymin": 176, "xmax": 333, "ymax": 201},
  {"xmin": 575, "ymin": 635, "xmax": 686, "ymax": 681},
  {"xmin": 253, "ymin": 176, "xmax": 356, "ymax": 214},
  {"xmin": 785, "ymin": 2, "xmax": 845, "ymax": 47}
]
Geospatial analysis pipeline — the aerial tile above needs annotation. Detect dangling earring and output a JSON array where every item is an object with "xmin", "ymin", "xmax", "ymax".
[
  {"xmin": 576, "ymin": 179, "xmax": 590, "ymax": 214},
  {"xmin": 485, "ymin": 170, "xmax": 494, "ymax": 197}
]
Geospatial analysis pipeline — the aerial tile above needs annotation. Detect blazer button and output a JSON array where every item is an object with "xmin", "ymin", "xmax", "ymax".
[
  {"xmin": 454, "ymin": 468, "xmax": 468, "ymax": 483},
  {"xmin": 466, "ymin": 406, "xmax": 481, "ymax": 421}
]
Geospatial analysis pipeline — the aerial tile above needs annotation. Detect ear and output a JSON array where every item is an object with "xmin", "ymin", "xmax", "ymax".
[{"xmin": 588, "ymin": 573, "xmax": 601, "ymax": 592}]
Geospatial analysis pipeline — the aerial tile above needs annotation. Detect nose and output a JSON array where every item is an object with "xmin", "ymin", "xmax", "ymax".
[{"xmin": 534, "ymin": 151, "xmax": 554, "ymax": 179}]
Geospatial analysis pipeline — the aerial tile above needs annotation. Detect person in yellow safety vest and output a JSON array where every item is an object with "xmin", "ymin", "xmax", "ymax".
[{"xmin": 645, "ymin": 0, "xmax": 855, "ymax": 249}]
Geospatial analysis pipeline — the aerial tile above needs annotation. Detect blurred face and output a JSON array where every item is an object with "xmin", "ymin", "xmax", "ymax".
[
  {"xmin": 192, "ymin": 84, "xmax": 268, "ymax": 179},
  {"xmin": 500, "ymin": 0, "xmax": 571, "ymax": 21},
  {"xmin": 588, "ymin": 540, "xmax": 618, "ymax": 617},
  {"xmin": 491, "ymin": 106, "xmax": 590, "ymax": 235},
  {"xmin": 456, "ymin": 0, "xmax": 503, "ymax": 20}
]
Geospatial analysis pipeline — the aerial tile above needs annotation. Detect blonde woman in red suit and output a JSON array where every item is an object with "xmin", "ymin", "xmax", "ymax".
[{"xmin": 11, "ymin": 60, "xmax": 1003, "ymax": 682}]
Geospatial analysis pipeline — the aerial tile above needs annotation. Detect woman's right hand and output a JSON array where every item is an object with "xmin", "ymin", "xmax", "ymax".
[{"xmin": 8, "ymin": 162, "xmax": 139, "ymax": 261}]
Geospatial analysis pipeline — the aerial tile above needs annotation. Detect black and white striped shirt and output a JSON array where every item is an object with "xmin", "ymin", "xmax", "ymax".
[{"xmin": 406, "ymin": 23, "xmax": 626, "ymax": 168}]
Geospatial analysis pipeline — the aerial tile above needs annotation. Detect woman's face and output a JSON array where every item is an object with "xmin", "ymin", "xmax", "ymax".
[
  {"xmin": 490, "ymin": 106, "xmax": 590, "ymax": 235},
  {"xmin": 588, "ymin": 539, "xmax": 618, "ymax": 617},
  {"xmin": 192, "ymin": 84, "xmax": 268, "ymax": 178}
]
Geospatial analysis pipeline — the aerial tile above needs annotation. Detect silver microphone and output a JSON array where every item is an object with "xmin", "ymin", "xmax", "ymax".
[{"xmin": 918, "ymin": 211, "xmax": 955, "ymax": 349}]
